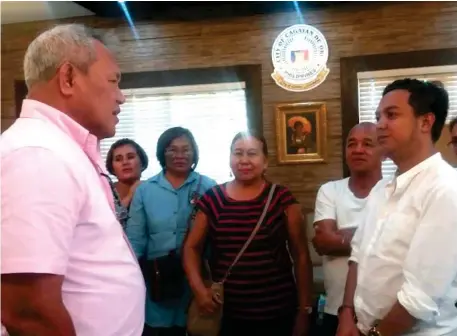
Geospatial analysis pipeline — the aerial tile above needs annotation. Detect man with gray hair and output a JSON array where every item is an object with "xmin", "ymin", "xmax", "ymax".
[{"xmin": 1, "ymin": 24, "xmax": 145, "ymax": 336}]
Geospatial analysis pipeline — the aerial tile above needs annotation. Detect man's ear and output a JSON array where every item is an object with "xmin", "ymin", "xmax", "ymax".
[
  {"xmin": 421, "ymin": 112, "xmax": 436, "ymax": 135},
  {"xmin": 58, "ymin": 62, "xmax": 76, "ymax": 97}
]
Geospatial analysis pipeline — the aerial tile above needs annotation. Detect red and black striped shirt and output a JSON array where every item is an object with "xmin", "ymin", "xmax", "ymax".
[{"xmin": 196, "ymin": 182, "xmax": 299, "ymax": 320}]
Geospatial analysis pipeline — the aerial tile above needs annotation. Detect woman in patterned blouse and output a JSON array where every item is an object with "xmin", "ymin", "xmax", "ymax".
[
  {"xmin": 105, "ymin": 138, "xmax": 149, "ymax": 227},
  {"xmin": 183, "ymin": 131, "xmax": 314, "ymax": 336}
]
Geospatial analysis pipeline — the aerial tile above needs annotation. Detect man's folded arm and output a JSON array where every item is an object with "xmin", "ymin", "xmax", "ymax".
[{"xmin": 312, "ymin": 183, "xmax": 354, "ymax": 256}]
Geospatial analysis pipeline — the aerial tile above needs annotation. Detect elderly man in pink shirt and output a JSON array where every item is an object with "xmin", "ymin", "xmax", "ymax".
[{"xmin": 1, "ymin": 24, "xmax": 145, "ymax": 336}]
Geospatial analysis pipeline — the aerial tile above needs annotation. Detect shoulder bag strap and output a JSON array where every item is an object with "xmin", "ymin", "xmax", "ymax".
[
  {"xmin": 187, "ymin": 175, "xmax": 203, "ymax": 226},
  {"xmin": 189, "ymin": 175, "xmax": 203, "ymax": 206},
  {"xmin": 220, "ymin": 184, "xmax": 277, "ymax": 284},
  {"xmin": 181, "ymin": 176, "xmax": 204, "ymax": 255}
]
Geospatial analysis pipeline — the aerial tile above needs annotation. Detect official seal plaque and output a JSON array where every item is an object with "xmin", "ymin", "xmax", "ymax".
[{"xmin": 271, "ymin": 24, "xmax": 330, "ymax": 92}]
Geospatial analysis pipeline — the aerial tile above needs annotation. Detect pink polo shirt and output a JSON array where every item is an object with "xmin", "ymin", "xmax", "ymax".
[{"xmin": 1, "ymin": 99, "xmax": 146, "ymax": 336}]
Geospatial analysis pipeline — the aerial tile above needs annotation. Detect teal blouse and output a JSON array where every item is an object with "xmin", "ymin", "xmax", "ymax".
[{"xmin": 125, "ymin": 171, "xmax": 216, "ymax": 328}]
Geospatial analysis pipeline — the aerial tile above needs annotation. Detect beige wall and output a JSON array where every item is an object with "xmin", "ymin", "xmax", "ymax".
[{"xmin": 2, "ymin": 2, "xmax": 457, "ymax": 211}]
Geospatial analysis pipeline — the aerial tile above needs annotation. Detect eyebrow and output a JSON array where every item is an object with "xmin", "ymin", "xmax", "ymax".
[
  {"xmin": 379, "ymin": 105, "xmax": 400, "ymax": 113},
  {"xmin": 347, "ymin": 136, "xmax": 374, "ymax": 143},
  {"xmin": 385, "ymin": 105, "xmax": 399, "ymax": 110},
  {"xmin": 234, "ymin": 148, "xmax": 259, "ymax": 152},
  {"xmin": 168, "ymin": 145, "xmax": 191, "ymax": 149},
  {"xmin": 115, "ymin": 150, "xmax": 136, "ymax": 156},
  {"xmin": 376, "ymin": 104, "xmax": 399, "ymax": 117}
]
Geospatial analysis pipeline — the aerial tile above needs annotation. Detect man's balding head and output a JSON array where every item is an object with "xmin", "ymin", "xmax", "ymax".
[
  {"xmin": 346, "ymin": 122, "xmax": 382, "ymax": 175},
  {"xmin": 348, "ymin": 122, "xmax": 377, "ymax": 137}
]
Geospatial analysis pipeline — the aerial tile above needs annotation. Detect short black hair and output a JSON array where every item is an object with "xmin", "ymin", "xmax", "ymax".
[
  {"xmin": 106, "ymin": 138, "xmax": 149, "ymax": 175},
  {"xmin": 156, "ymin": 127, "xmax": 199, "ymax": 170},
  {"xmin": 230, "ymin": 130, "xmax": 268, "ymax": 157},
  {"xmin": 449, "ymin": 116, "xmax": 457, "ymax": 133},
  {"xmin": 382, "ymin": 78, "xmax": 449, "ymax": 143}
]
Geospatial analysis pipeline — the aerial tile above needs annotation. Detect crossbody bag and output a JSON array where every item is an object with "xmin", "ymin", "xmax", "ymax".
[{"xmin": 187, "ymin": 184, "xmax": 277, "ymax": 336}]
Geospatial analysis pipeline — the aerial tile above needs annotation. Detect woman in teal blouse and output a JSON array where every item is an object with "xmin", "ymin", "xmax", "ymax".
[{"xmin": 126, "ymin": 127, "xmax": 216, "ymax": 336}]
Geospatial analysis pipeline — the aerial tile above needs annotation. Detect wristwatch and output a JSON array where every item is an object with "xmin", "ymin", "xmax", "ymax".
[{"xmin": 367, "ymin": 326, "xmax": 382, "ymax": 336}]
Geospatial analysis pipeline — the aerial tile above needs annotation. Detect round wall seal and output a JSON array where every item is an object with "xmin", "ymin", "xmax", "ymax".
[{"xmin": 271, "ymin": 24, "xmax": 330, "ymax": 92}]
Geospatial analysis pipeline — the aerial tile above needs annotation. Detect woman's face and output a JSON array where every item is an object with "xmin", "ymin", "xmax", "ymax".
[
  {"xmin": 230, "ymin": 136, "xmax": 267, "ymax": 182},
  {"xmin": 112, "ymin": 144, "xmax": 142, "ymax": 182},
  {"xmin": 164, "ymin": 135, "xmax": 194, "ymax": 174},
  {"xmin": 294, "ymin": 122, "xmax": 304, "ymax": 135}
]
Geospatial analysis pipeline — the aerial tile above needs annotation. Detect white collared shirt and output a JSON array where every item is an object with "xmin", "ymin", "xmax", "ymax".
[{"xmin": 350, "ymin": 153, "xmax": 457, "ymax": 336}]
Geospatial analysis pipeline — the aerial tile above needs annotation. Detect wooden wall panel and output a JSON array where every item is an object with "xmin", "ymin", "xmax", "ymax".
[{"xmin": 2, "ymin": 2, "xmax": 457, "ymax": 211}]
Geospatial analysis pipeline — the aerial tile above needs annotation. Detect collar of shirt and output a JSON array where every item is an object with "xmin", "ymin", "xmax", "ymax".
[
  {"xmin": 19, "ymin": 99, "xmax": 101, "ymax": 164},
  {"xmin": 149, "ymin": 170, "xmax": 199, "ymax": 192},
  {"xmin": 386, "ymin": 153, "xmax": 442, "ymax": 197},
  {"xmin": 19, "ymin": 99, "xmax": 115, "ymax": 213}
]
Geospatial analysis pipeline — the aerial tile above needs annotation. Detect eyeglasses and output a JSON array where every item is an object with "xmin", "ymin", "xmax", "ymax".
[{"xmin": 165, "ymin": 148, "xmax": 193, "ymax": 157}]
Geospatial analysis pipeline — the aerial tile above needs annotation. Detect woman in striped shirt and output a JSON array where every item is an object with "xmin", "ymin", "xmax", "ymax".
[{"xmin": 183, "ymin": 131, "xmax": 313, "ymax": 336}]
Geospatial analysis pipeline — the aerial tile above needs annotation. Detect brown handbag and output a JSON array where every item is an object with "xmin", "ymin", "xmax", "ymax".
[{"xmin": 186, "ymin": 184, "xmax": 277, "ymax": 336}]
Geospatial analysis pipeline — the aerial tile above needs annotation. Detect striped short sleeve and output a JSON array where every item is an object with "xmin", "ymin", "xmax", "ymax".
[
  {"xmin": 195, "ymin": 186, "xmax": 218, "ymax": 223},
  {"xmin": 276, "ymin": 185, "xmax": 299, "ymax": 210}
]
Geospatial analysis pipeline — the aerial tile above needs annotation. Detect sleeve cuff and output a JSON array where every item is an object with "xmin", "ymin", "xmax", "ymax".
[
  {"xmin": 348, "ymin": 255, "xmax": 358, "ymax": 264},
  {"xmin": 1, "ymin": 257, "xmax": 66, "ymax": 275},
  {"xmin": 348, "ymin": 245, "xmax": 359, "ymax": 264},
  {"xmin": 397, "ymin": 279, "xmax": 439, "ymax": 322},
  {"xmin": 196, "ymin": 201, "xmax": 211, "ymax": 217},
  {"xmin": 313, "ymin": 215, "xmax": 336, "ymax": 223}
]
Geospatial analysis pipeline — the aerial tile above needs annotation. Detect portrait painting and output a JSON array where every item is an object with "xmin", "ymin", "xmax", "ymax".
[{"xmin": 275, "ymin": 102, "xmax": 327, "ymax": 164}]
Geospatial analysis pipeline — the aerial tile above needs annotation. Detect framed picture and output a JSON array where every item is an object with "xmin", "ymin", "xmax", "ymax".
[{"xmin": 275, "ymin": 102, "xmax": 327, "ymax": 164}]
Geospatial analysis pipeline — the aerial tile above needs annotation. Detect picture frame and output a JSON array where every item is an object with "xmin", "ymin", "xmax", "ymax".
[{"xmin": 275, "ymin": 102, "xmax": 328, "ymax": 164}]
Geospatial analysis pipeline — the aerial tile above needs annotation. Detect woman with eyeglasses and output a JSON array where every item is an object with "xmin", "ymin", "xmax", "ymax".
[
  {"xmin": 126, "ymin": 127, "xmax": 217, "ymax": 336},
  {"xmin": 106, "ymin": 138, "xmax": 149, "ymax": 228}
]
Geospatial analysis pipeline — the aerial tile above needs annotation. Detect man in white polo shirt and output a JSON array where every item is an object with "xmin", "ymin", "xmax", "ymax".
[
  {"xmin": 338, "ymin": 79, "xmax": 457, "ymax": 336},
  {"xmin": 1, "ymin": 24, "xmax": 145, "ymax": 336},
  {"xmin": 312, "ymin": 122, "xmax": 383, "ymax": 336}
]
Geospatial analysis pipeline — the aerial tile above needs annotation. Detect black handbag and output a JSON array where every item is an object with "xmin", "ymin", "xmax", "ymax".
[{"xmin": 141, "ymin": 250, "xmax": 185, "ymax": 302}]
